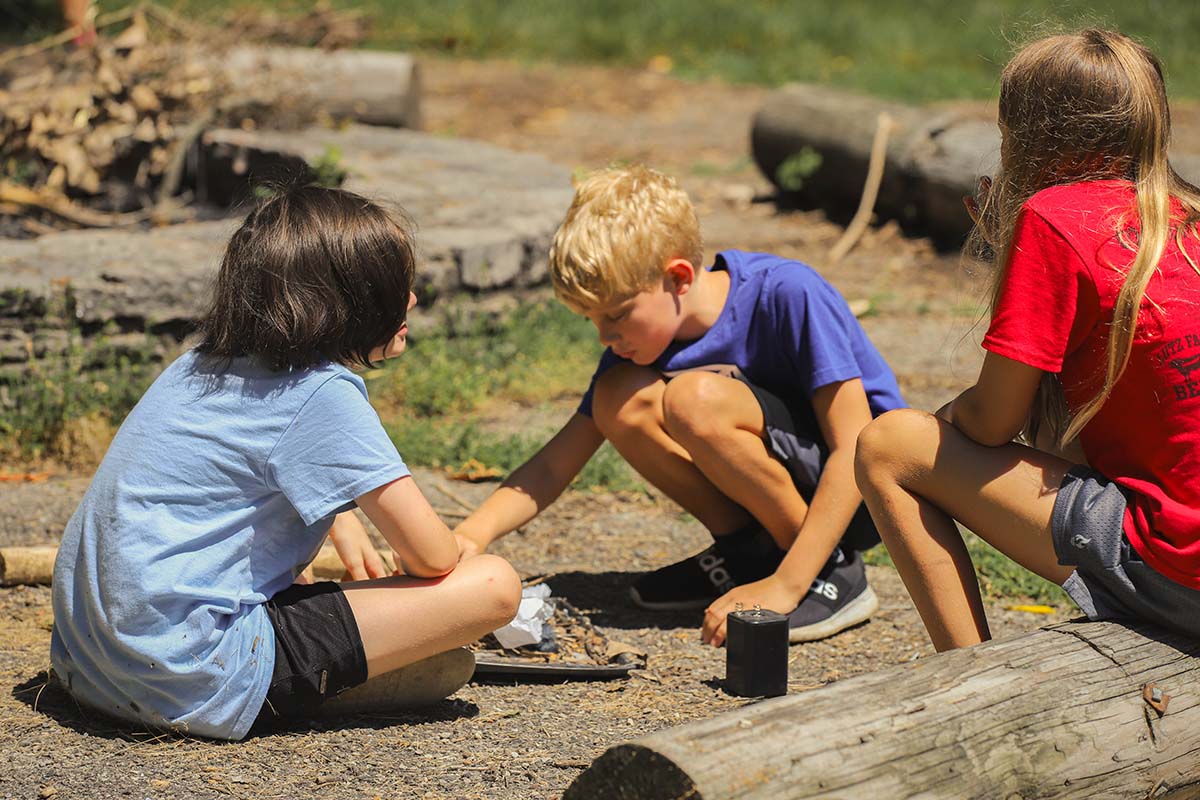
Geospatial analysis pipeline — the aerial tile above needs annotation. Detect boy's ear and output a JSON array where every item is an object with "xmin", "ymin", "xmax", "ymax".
[{"xmin": 664, "ymin": 258, "xmax": 697, "ymax": 295}]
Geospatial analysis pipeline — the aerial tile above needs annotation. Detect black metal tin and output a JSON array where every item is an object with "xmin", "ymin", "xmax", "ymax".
[{"xmin": 725, "ymin": 608, "xmax": 788, "ymax": 698}]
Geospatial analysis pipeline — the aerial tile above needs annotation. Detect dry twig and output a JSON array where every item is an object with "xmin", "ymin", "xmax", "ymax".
[{"xmin": 827, "ymin": 112, "xmax": 897, "ymax": 263}]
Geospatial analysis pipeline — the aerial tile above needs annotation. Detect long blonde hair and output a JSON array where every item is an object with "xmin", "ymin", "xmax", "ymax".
[{"xmin": 969, "ymin": 29, "xmax": 1200, "ymax": 445}]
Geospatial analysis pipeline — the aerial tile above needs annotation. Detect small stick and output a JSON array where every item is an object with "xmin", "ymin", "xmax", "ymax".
[
  {"xmin": 827, "ymin": 112, "xmax": 897, "ymax": 264},
  {"xmin": 156, "ymin": 108, "xmax": 215, "ymax": 209},
  {"xmin": 432, "ymin": 507, "xmax": 470, "ymax": 519},
  {"xmin": 0, "ymin": 182, "xmax": 148, "ymax": 228},
  {"xmin": 433, "ymin": 483, "xmax": 474, "ymax": 512}
]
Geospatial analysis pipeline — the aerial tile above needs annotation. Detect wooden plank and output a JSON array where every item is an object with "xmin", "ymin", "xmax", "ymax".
[{"xmin": 565, "ymin": 621, "xmax": 1200, "ymax": 799}]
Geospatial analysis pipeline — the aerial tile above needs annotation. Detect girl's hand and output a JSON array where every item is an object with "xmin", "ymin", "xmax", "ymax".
[
  {"xmin": 963, "ymin": 175, "xmax": 992, "ymax": 226},
  {"xmin": 701, "ymin": 575, "xmax": 803, "ymax": 648},
  {"xmin": 328, "ymin": 511, "xmax": 389, "ymax": 581}
]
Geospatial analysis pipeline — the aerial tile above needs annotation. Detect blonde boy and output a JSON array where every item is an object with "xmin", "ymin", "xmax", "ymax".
[{"xmin": 456, "ymin": 166, "xmax": 905, "ymax": 645}]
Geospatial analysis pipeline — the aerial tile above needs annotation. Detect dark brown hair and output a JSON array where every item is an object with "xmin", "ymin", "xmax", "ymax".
[{"xmin": 195, "ymin": 184, "xmax": 417, "ymax": 371}]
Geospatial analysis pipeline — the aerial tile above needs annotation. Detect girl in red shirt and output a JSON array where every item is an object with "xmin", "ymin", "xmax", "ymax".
[{"xmin": 855, "ymin": 29, "xmax": 1200, "ymax": 651}]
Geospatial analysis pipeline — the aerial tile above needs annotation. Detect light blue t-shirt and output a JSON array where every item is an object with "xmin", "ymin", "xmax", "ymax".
[{"xmin": 50, "ymin": 351, "xmax": 409, "ymax": 740}]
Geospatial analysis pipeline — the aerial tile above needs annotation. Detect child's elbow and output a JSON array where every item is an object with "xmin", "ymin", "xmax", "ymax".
[{"xmin": 403, "ymin": 550, "xmax": 459, "ymax": 579}]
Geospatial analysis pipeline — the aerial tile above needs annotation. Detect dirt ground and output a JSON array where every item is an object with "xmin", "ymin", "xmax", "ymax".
[{"xmin": 1, "ymin": 56, "xmax": 1078, "ymax": 799}]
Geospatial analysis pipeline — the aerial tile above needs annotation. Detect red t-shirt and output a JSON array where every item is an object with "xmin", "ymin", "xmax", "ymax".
[{"xmin": 983, "ymin": 179, "xmax": 1200, "ymax": 589}]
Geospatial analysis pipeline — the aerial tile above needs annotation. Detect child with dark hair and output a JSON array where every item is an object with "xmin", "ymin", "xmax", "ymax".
[{"xmin": 50, "ymin": 185, "xmax": 521, "ymax": 740}]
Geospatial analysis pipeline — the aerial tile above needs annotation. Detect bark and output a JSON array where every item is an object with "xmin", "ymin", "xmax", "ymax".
[
  {"xmin": 566, "ymin": 620, "xmax": 1200, "ymax": 800},
  {"xmin": 218, "ymin": 46, "xmax": 421, "ymax": 129}
]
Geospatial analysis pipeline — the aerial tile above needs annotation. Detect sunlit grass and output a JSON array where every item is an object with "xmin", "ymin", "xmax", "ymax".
[{"xmin": 22, "ymin": 0, "xmax": 1200, "ymax": 101}]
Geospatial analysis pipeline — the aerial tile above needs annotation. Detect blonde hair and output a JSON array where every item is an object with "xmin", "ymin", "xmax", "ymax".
[
  {"xmin": 968, "ymin": 29, "xmax": 1200, "ymax": 445},
  {"xmin": 549, "ymin": 165, "xmax": 703, "ymax": 312}
]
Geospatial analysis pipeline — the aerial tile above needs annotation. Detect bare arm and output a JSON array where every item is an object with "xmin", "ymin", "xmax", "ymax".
[
  {"xmin": 775, "ymin": 379, "xmax": 874, "ymax": 595},
  {"xmin": 944, "ymin": 352, "xmax": 1042, "ymax": 446},
  {"xmin": 454, "ymin": 413, "xmax": 604, "ymax": 554},
  {"xmin": 701, "ymin": 379, "xmax": 875, "ymax": 646},
  {"xmin": 356, "ymin": 476, "xmax": 459, "ymax": 578}
]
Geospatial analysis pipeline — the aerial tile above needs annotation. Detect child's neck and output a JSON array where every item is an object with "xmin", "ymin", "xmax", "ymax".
[{"xmin": 676, "ymin": 268, "xmax": 731, "ymax": 341}]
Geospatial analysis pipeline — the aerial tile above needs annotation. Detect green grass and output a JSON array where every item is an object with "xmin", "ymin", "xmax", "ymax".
[
  {"xmin": 864, "ymin": 532, "xmax": 1070, "ymax": 604},
  {"xmin": 0, "ymin": 336, "xmax": 163, "ymax": 462},
  {"xmin": 15, "ymin": 1, "xmax": 1200, "ymax": 101},
  {"xmin": 2, "ymin": 299, "xmax": 1074, "ymax": 601}
]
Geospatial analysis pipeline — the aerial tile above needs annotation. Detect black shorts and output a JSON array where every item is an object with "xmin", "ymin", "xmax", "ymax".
[
  {"xmin": 252, "ymin": 581, "xmax": 369, "ymax": 725},
  {"xmin": 743, "ymin": 379, "xmax": 881, "ymax": 553}
]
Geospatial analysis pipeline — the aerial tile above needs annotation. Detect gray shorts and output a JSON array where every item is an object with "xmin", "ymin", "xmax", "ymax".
[{"xmin": 1052, "ymin": 466, "xmax": 1200, "ymax": 638}]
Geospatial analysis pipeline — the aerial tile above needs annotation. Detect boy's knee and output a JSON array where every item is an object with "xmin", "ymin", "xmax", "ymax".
[
  {"xmin": 461, "ymin": 554, "xmax": 522, "ymax": 625},
  {"xmin": 854, "ymin": 408, "xmax": 933, "ymax": 488},
  {"xmin": 661, "ymin": 371, "xmax": 736, "ymax": 441},
  {"xmin": 592, "ymin": 364, "xmax": 664, "ymax": 439}
]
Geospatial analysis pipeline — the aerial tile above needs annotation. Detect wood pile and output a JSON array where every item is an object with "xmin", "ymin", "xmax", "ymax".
[{"xmin": 0, "ymin": 2, "xmax": 371, "ymax": 236}]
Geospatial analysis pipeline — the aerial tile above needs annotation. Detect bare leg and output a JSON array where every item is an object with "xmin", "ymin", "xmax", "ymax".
[
  {"xmin": 854, "ymin": 408, "xmax": 1076, "ymax": 651},
  {"xmin": 592, "ymin": 364, "xmax": 753, "ymax": 536},
  {"xmin": 341, "ymin": 554, "xmax": 521, "ymax": 678},
  {"xmin": 660, "ymin": 371, "xmax": 811, "ymax": 550}
]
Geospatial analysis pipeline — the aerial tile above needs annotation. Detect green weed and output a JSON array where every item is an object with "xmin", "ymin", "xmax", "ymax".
[
  {"xmin": 775, "ymin": 147, "xmax": 823, "ymax": 192},
  {"xmin": 864, "ymin": 530, "xmax": 1070, "ymax": 604},
  {"xmin": 0, "ymin": 338, "xmax": 162, "ymax": 462}
]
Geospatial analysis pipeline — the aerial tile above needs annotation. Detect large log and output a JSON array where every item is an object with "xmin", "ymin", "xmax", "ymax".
[
  {"xmin": 565, "ymin": 620, "xmax": 1200, "ymax": 799},
  {"xmin": 752, "ymin": 84, "xmax": 1200, "ymax": 243},
  {"xmin": 216, "ymin": 46, "xmax": 421, "ymax": 129}
]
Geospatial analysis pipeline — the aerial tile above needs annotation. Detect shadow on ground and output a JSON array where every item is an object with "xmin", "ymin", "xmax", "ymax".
[
  {"xmin": 11, "ymin": 671, "xmax": 479, "ymax": 742},
  {"xmin": 546, "ymin": 570, "xmax": 702, "ymax": 630}
]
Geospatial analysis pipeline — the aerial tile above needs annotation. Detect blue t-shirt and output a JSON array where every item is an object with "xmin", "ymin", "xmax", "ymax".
[
  {"xmin": 579, "ymin": 250, "xmax": 905, "ymax": 436},
  {"xmin": 50, "ymin": 351, "xmax": 409, "ymax": 740}
]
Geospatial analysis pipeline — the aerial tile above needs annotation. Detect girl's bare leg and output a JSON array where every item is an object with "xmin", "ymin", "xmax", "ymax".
[
  {"xmin": 854, "ymin": 408, "xmax": 1076, "ymax": 651},
  {"xmin": 341, "ymin": 554, "xmax": 521, "ymax": 678}
]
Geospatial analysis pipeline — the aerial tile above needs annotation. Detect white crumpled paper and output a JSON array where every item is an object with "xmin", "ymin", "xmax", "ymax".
[{"xmin": 491, "ymin": 583, "xmax": 554, "ymax": 649}]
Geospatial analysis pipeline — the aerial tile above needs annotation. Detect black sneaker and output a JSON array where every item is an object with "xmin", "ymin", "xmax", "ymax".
[
  {"xmin": 629, "ymin": 525, "xmax": 784, "ymax": 611},
  {"xmin": 786, "ymin": 548, "xmax": 878, "ymax": 643}
]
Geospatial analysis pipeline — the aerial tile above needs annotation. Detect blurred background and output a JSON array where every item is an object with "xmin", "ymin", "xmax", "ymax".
[{"xmin": 5, "ymin": 0, "xmax": 1200, "ymax": 100}]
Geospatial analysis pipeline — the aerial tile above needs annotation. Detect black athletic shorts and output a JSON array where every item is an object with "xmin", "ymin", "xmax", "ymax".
[
  {"xmin": 742, "ymin": 379, "xmax": 881, "ymax": 553},
  {"xmin": 252, "ymin": 581, "xmax": 368, "ymax": 725}
]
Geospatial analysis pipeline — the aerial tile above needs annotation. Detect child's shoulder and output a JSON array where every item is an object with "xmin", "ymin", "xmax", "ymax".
[
  {"xmin": 170, "ymin": 350, "xmax": 364, "ymax": 411},
  {"xmin": 721, "ymin": 249, "xmax": 842, "ymax": 310},
  {"xmin": 721, "ymin": 249, "xmax": 825, "ymax": 290},
  {"xmin": 1025, "ymin": 179, "xmax": 1134, "ymax": 221}
]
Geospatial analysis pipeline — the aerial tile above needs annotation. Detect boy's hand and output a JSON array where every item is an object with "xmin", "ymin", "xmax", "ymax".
[{"xmin": 702, "ymin": 575, "xmax": 803, "ymax": 648}]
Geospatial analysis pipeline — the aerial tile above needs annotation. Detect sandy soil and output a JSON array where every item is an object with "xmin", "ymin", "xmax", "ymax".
[{"xmin": 0, "ymin": 55, "xmax": 1078, "ymax": 799}]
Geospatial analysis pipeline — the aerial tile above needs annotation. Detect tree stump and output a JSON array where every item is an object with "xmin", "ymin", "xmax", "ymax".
[{"xmin": 565, "ymin": 620, "xmax": 1200, "ymax": 799}]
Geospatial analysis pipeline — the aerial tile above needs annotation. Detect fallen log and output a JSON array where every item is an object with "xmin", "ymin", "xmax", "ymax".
[
  {"xmin": 751, "ymin": 83, "xmax": 994, "ymax": 242},
  {"xmin": 0, "ymin": 543, "xmax": 397, "ymax": 586},
  {"xmin": 215, "ymin": 46, "xmax": 421, "ymax": 129},
  {"xmin": 752, "ymin": 83, "xmax": 1200, "ymax": 244},
  {"xmin": 565, "ymin": 620, "xmax": 1200, "ymax": 799}
]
